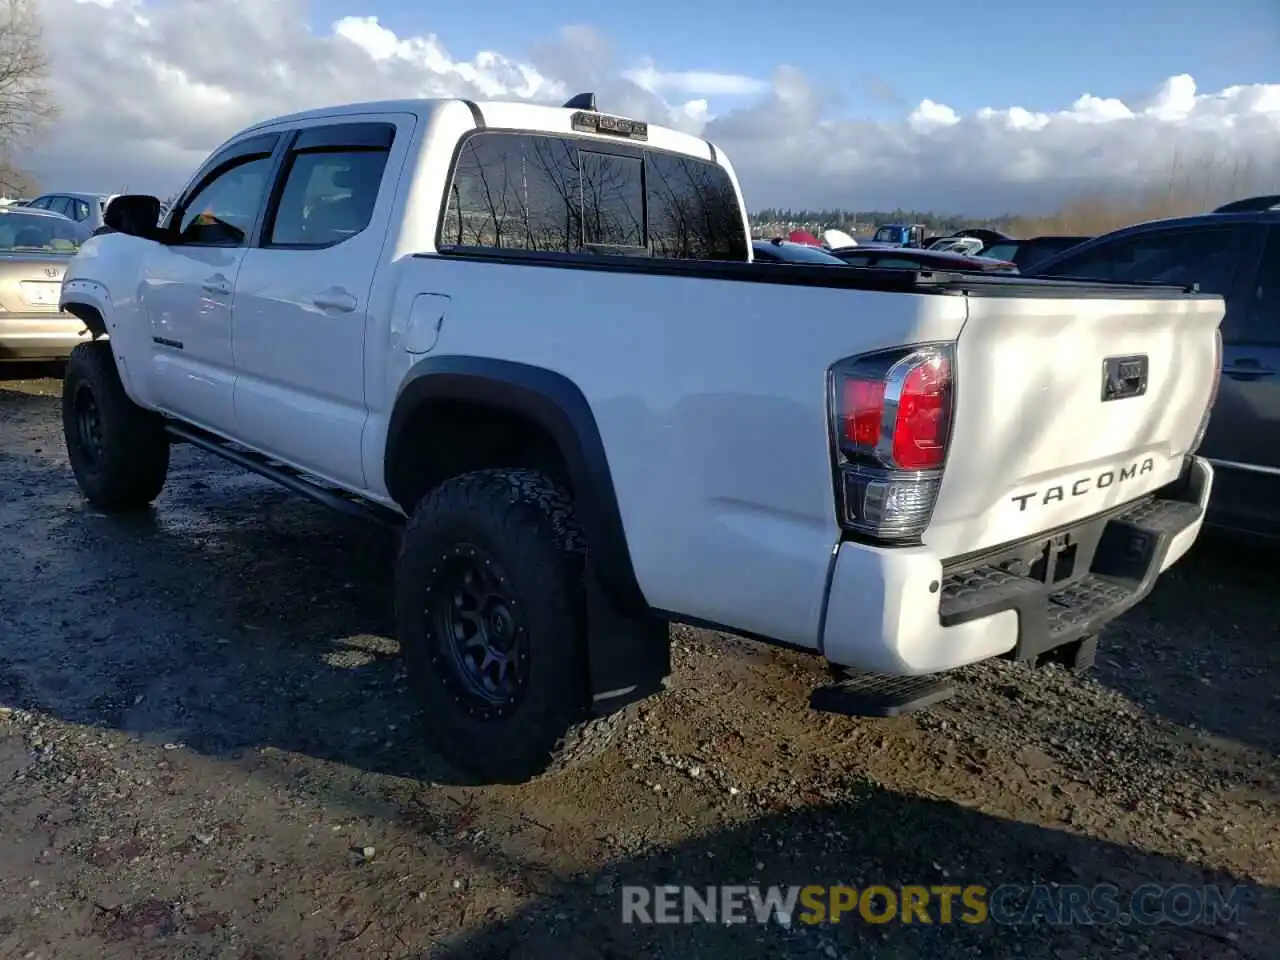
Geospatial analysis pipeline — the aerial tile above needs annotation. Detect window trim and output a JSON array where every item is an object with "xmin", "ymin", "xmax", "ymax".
[
  {"xmin": 169, "ymin": 152, "xmax": 280, "ymax": 248},
  {"xmin": 167, "ymin": 133, "xmax": 283, "ymax": 248},
  {"xmin": 433, "ymin": 126, "xmax": 744, "ymax": 260},
  {"xmin": 256, "ymin": 122, "xmax": 398, "ymax": 251}
]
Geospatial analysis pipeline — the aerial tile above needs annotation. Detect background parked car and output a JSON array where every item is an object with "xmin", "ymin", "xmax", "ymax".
[
  {"xmin": 981, "ymin": 234, "xmax": 1093, "ymax": 271},
  {"xmin": 24, "ymin": 191, "xmax": 117, "ymax": 233},
  {"xmin": 1026, "ymin": 195, "xmax": 1280, "ymax": 540},
  {"xmin": 926, "ymin": 236, "xmax": 985, "ymax": 255},
  {"xmin": 867, "ymin": 223, "xmax": 926, "ymax": 247},
  {"xmin": 0, "ymin": 206, "xmax": 94, "ymax": 361},
  {"xmin": 752, "ymin": 238, "xmax": 848, "ymax": 265},
  {"xmin": 827, "ymin": 245, "xmax": 1018, "ymax": 273}
]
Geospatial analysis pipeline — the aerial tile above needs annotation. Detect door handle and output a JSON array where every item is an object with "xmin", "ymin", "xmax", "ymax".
[
  {"xmin": 1222, "ymin": 359, "xmax": 1276, "ymax": 380},
  {"xmin": 201, "ymin": 275, "xmax": 231, "ymax": 296},
  {"xmin": 313, "ymin": 289, "xmax": 357, "ymax": 313}
]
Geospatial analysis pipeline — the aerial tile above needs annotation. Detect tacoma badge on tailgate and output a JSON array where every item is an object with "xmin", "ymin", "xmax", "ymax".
[
  {"xmin": 1102, "ymin": 354, "xmax": 1148, "ymax": 402},
  {"xmin": 1010, "ymin": 457, "xmax": 1156, "ymax": 512}
]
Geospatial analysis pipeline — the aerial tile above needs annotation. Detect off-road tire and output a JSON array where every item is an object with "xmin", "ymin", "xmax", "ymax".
[
  {"xmin": 396, "ymin": 468, "xmax": 625, "ymax": 783},
  {"xmin": 61, "ymin": 340, "xmax": 169, "ymax": 510}
]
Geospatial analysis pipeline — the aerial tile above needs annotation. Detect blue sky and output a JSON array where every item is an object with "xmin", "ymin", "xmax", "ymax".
[
  {"xmin": 309, "ymin": 0, "xmax": 1278, "ymax": 118},
  {"xmin": 37, "ymin": 0, "xmax": 1280, "ymax": 211}
]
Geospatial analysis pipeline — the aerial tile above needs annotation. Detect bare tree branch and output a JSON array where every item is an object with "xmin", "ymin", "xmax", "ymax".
[{"xmin": 0, "ymin": 0, "xmax": 57, "ymax": 194}]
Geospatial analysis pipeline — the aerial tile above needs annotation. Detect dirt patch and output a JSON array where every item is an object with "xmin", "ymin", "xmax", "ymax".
[{"xmin": 1, "ymin": 369, "xmax": 1277, "ymax": 958}]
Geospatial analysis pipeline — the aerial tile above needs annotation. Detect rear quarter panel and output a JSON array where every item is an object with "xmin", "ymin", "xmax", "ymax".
[{"xmin": 375, "ymin": 257, "xmax": 970, "ymax": 647}]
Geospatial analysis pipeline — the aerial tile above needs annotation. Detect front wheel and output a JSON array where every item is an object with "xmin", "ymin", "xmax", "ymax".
[
  {"xmin": 395, "ymin": 469, "xmax": 621, "ymax": 783},
  {"xmin": 61, "ymin": 341, "xmax": 169, "ymax": 510}
]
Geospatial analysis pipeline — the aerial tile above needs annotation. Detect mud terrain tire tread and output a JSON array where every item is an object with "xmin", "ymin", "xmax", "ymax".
[
  {"xmin": 396, "ymin": 468, "xmax": 622, "ymax": 784},
  {"xmin": 61, "ymin": 341, "xmax": 169, "ymax": 511}
]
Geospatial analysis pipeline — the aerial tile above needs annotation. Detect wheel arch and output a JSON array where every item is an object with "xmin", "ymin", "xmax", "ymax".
[
  {"xmin": 60, "ymin": 296, "xmax": 109, "ymax": 343},
  {"xmin": 385, "ymin": 355, "xmax": 650, "ymax": 618}
]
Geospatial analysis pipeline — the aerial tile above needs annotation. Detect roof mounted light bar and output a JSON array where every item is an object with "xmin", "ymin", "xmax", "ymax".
[
  {"xmin": 570, "ymin": 110, "xmax": 648, "ymax": 141},
  {"xmin": 561, "ymin": 92, "xmax": 649, "ymax": 141}
]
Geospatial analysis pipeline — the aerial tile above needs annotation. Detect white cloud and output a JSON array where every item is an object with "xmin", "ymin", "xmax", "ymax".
[
  {"xmin": 27, "ymin": 0, "xmax": 1280, "ymax": 213},
  {"xmin": 908, "ymin": 100, "xmax": 961, "ymax": 130},
  {"xmin": 623, "ymin": 59, "xmax": 769, "ymax": 97}
]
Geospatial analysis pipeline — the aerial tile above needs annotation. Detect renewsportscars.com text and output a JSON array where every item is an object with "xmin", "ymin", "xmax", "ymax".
[{"xmin": 621, "ymin": 883, "xmax": 1248, "ymax": 927}]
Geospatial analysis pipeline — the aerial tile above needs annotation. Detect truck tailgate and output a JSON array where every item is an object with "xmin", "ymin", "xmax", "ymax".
[{"xmin": 925, "ymin": 288, "xmax": 1224, "ymax": 558}]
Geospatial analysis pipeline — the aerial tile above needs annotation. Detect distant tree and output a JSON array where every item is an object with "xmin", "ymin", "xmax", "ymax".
[{"xmin": 0, "ymin": 0, "xmax": 55, "ymax": 196}]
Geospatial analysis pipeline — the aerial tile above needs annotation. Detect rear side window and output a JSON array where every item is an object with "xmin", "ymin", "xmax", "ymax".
[
  {"xmin": 1038, "ymin": 227, "xmax": 1243, "ymax": 293},
  {"xmin": 440, "ymin": 131, "xmax": 746, "ymax": 261},
  {"xmin": 1242, "ymin": 228, "xmax": 1280, "ymax": 344},
  {"xmin": 268, "ymin": 149, "xmax": 390, "ymax": 247}
]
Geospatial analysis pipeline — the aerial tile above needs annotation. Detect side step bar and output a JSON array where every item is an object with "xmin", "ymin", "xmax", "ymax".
[
  {"xmin": 165, "ymin": 423, "xmax": 405, "ymax": 531},
  {"xmin": 810, "ymin": 671, "xmax": 956, "ymax": 717}
]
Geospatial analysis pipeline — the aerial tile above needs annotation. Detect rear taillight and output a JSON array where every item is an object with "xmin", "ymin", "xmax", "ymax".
[
  {"xmin": 829, "ymin": 345, "xmax": 955, "ymax": 543},
  {"xmin": 1189, "ymin": 327, "xmax": 1222, "ymax": 453}
]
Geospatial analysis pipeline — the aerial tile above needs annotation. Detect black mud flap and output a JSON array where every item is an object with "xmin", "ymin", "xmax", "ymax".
[{"xmin": 584, "ymin": 565, "xmax": 671, "ymax": 717}]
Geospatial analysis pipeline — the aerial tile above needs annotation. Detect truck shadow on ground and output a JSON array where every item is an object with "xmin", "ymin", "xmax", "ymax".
[
  {"xmin": 0, "ymin": 409, "xmax": 459, "ymax": 783},
  {"xmin": 1090, "ymin": 531, "xmax": 1280, "ymax": 757},
  {"xmin": 423, "ymin": 788, "xmax": 1277, "ymax": 959}
]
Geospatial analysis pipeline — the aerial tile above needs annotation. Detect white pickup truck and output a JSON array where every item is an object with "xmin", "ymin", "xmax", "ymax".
[{"xmin": 59, "ymin": 93, "xmax": 1222, "ymax": 783}]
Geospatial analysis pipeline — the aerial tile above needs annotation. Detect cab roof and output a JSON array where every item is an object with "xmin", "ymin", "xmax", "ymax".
[{"xmin": 238, "ymin": 96, "xmax": 720, "ymax": 165}]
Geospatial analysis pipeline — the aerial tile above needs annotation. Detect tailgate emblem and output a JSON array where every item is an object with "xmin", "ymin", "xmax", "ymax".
[
  {"xmin": 1102, "ymin": 355, "xmax": 1148, "ymax": 402},
  {"xmin": 44, "ymin": 267, "xmax": 59, "ymax": 278}
]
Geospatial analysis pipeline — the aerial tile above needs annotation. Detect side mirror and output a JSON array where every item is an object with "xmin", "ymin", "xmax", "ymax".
[{"xmin": 103, "ymin": 194, "xmax": 163, "ymax": 239}]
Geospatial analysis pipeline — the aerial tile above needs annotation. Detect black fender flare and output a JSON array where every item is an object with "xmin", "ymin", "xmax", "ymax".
[{"xmin": 385, "ymin": 355, "xmax": 650, "ymax": 620}]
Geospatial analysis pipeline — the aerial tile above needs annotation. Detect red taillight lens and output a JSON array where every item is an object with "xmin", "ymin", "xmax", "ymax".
[
  {"xmin": 891, "ymin": 356, "xmax": 951, "ymax": 469},
  {"xmin": 836, "ymin": 350, "xmax": 953, "ymax": 471},
  {"xmin": 841, "ymin": 379, "xmax": 885, "ymax": 448}
]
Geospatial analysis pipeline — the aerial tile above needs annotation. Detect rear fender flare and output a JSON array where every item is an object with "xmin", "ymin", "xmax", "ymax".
[{"xmin": 385, "ymin": 355, "xmax": 649, "ymax": 620}]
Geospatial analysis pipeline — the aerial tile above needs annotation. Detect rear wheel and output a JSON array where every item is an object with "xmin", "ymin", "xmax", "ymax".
[
  {"xmin": 61, "ymin": 341, "xmax": 169, "ymax": 510},
  {"xmin": 396, "ymin": 468, "xmax": 621, "ymax": 783}
]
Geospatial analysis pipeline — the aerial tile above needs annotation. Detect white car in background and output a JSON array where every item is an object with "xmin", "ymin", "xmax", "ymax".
[{"xmin": 927, "ymin": 236, "xmax": 985, "ymax": 256}]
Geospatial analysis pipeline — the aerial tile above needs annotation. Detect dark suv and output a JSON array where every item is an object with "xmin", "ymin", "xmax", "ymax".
[{"xmin": 1028, "ymin": 195, "xmax": 1280, "ymax": 540}]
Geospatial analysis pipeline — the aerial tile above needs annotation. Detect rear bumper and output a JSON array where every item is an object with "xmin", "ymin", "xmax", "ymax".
[
  {"xmin": 820, "ymin": 456, "xmax": 1212, "ymax": 675},
  {"xmin": 0, "ymin": 314, "xmax": 89, "ymax": 360}
]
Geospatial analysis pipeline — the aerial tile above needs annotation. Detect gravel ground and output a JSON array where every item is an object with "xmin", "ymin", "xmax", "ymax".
[{"xmin": 0, "ymin": 365, "xmax": 1277, "ymax": 959}]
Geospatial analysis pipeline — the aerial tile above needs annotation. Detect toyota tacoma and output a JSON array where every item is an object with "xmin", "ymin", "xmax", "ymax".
[{"xmin": 59, "ymin": 93, "xmax": 1222, "ymax": 783}]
